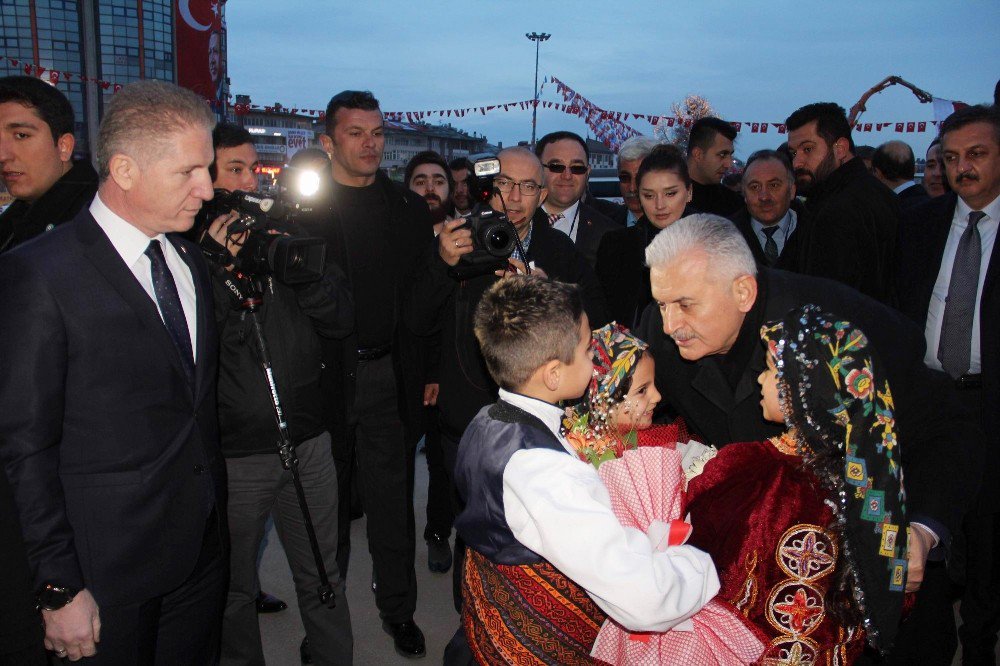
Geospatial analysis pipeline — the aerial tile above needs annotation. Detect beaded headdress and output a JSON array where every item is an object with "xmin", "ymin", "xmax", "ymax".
[
  {"xmin": 561, "ymin": 323, "xmax": 648, "ymax": 467},
  {"xmin": 761, "ymin": 304, "xmax": 907, "ymax": 653}
]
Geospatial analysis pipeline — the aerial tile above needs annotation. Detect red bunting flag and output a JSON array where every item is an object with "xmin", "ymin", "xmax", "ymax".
[
  {"xmin": 895, "ymin": 122, "xmax": 904, "ymax": 132},
  {"xmin": 906, "ymin": 122, "xmax": 915, "ymax": 132},
  {"xmin": 760, "ymin": 122, "xmax": 768, "ymax": 134},
  {"xmin": 918, "ymin": 121, "xmax": 926, "ymax": 132}
]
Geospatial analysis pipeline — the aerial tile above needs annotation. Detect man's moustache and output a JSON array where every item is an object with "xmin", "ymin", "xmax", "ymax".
[{"xmin": 956, "ymin": 173, "xmax": 979, "ymax": 183}]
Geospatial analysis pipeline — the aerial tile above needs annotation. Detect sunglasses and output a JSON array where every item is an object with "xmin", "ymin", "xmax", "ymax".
[{"xmin": 544, "ymin": 163, "xmax": 589, "ymax": 175}]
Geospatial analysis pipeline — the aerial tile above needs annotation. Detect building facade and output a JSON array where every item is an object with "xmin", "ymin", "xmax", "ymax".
[
  {"xmin": 382, "ymin": 121, "xmax": 489, "ymax": 178},
  {"xmin": 0, "ymin": 0, "xmax": 225, "ymax": 156}
]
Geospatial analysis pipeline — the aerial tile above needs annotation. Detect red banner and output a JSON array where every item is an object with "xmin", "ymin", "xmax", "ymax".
[{"xmin": 175, "ymin": 0, "xmax": 225, "ymax": 110}]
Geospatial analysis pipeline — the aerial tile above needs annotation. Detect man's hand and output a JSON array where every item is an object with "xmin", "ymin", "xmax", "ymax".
[
  {"xmin": 204, "ymin": 210, "xmax": 248, "ymax": 266},
  {"xmin": 438, "ymin": 218, "xmax": 473, "ymax": 267},
  {"xmin": 905, "ymin": 523, "xmax": 936, "ymax": 593},
  {"xmin": 495, "ymin": 257, "xmax": 548, "ymax": 279},
  {"xmin": 43, "ymin": 589, "xmax": 100, "ymax": 661},
  {"xmin": 423, "ymin": 383, "xmax": 439, "ymax": 407}
]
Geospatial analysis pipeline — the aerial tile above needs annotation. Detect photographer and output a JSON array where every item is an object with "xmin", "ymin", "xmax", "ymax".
[
  {"xmin": 200, "ymin": 124, "xmax": 354, "ymax": 666},
  {"xmin": 408, "ymin": 147, "xmax": 609, "ymax": 614}
]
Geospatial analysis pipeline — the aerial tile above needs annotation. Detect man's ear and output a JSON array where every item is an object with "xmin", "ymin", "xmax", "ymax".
[
  {"xmin": 56, "ymin": 133, "xmax": 75, "ymax": 164},
  {"xmin": 832, "ymin": 137, "xmax": 851, "ymax": 163},
  {"xmin": 537, "ymin": 186, "xmax": 548, "ymax": 207},
  {"xmin": 690, "ymin": 146, "xmax": 703, "ymax": 162},
  {"xmin": 108, "ymin": 153, "xmax": 137, "ymax": 191},
  {"xmin": 732, "ymin": 274, "xmax": 758, "ymax": 314},
  {"xmin": 541, "ymin": 358, "xmax": 562, "ymax": 392},
  {"xmin": 319, "ymin": 133, "xmax": 333, "ymax": 157}
]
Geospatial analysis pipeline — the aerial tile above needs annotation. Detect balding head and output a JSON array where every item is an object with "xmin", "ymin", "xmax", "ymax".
[
  {"xmin": 492, "ymin": 147, "xmax": 548, "ymax": 237},
  {"xmin": 871, "ymin": 140, "xmax": 915, "ymax": 188}
]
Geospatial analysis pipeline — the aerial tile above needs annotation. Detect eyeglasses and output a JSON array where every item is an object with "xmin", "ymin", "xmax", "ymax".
[
  {"xmin": 494, "ymin": 177, "xmax": 542, "ymax": 196},
  {"xmin": 544, "ymin": 163, "xmax": 589, "ymax": 175}
]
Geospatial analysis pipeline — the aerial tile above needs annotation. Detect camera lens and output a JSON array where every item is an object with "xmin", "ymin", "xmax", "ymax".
[{"xmin": 483, "ymin": 223, "xmax": 515, "ymax": 257}]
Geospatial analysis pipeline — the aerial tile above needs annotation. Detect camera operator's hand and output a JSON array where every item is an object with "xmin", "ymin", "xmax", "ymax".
[
  {"xmin": 496, "ymin": 257, "xmax": 548, "ymax": 280},
  {"xmin": 438, "ymin": 218, "xmax": 473, "ymax": 267},
  {"xmin": 43, "ymin": 589, "xmax": 100, "ymax": 661},
  {"xmin": 205, "ymin": 210, "xmax": 248, "ymax": 269}
]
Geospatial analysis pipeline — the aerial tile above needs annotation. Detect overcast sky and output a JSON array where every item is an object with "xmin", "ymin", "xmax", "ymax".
[{"xmin": 226, "ymin": 1, "xmax": 999, "ymax": 159}]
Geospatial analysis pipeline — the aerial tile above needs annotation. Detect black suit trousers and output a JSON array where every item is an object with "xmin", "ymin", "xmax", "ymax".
[{"xmin": 87, "ymin": 510, "xmax": 226, "ymax": 665}]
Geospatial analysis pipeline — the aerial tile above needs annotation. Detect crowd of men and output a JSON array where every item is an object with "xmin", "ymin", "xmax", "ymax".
[{"xmin": 0, "ymin": 70, "xmax": 997, "ymax": 666}]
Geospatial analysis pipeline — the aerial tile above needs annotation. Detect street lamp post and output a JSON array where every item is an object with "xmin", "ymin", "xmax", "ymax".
[{"xmin": 525, "ymin": 31, "xmax": 550, "ymax": 147}]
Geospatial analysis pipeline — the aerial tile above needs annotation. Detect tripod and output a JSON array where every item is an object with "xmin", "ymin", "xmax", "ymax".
[{"xmin": 226, "ymin": 272, "xmax": 337, "ymax": 609}]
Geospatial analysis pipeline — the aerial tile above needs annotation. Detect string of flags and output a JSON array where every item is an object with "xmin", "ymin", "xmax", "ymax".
[{"xmin": 1, "ymin": 56, "xmax": 957, "ymax": 141}]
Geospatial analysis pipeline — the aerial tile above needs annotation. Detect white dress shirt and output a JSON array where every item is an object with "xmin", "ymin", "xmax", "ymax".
[
  {"xmin": 90, "ymin": 195, "xmax": 198, "ymax": 360},
  {"xmin": 497, "ymin": 389, "xmax": 720, "ymax": 632},
  {"xmin": 543, "ymin": 199, "xmax": 582, "ymax": 243},
  {"xmin": 924, "ymin": 193, "xmax": 1000, "ymax": 374},
  {"xmin": 750, "ymin": 208, "xmax": 798, "ymax": 258}
]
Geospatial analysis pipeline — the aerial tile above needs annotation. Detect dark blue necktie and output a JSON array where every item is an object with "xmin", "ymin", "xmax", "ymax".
[{"xmin": 145, "ymin": 239, "xmax": 195, "ymax": 384}]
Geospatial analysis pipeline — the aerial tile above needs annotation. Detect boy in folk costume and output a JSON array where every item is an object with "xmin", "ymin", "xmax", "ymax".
[{"xmin": 453, "ymin": 276, "xmax": 719, "ymax": 664}]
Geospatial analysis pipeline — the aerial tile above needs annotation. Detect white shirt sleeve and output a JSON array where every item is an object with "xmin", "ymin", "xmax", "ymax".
[{"xmin": 502, "ymin": 448, "xmax": 720, "ymax": 632}]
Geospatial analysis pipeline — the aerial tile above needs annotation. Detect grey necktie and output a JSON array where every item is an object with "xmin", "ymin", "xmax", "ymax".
[
  {"xmin": 761, "ymin": 226, "xmax": 780, "ymax": 266},
  {"xmin": 937, "ymin": 210, "xmax": 986, "ymax": 378}
]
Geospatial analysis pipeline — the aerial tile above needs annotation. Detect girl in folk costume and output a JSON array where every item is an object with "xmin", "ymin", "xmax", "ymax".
[
  {"xmin": 562, "ymin": 323, "xmax": 767, "ymax": 665},
  {"xmin": 685, "ymin": 305, "xmax": 909, "ymax": 664}
]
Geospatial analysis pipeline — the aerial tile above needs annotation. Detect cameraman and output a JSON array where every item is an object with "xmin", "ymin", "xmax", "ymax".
[
  {"xmin": 200, "ymin": 124, "xmax": 354, "ymax": 665},
  {"xmin": 408, "ymin": 146, "xmax": 609, "ymax": 614}
]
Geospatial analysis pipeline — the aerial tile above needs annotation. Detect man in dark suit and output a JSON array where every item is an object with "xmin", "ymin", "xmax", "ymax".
[
  {"xmin": 639, "ymin": 214, "xmax": 981, "ymax": 662},
  {"xmin": 535, "ymin": 131, "xmax": 618, "ymax": 267},
  {"xmin": 686, "ymin": 117, "xmax": 743, "ymax": 217},
  {"xmin": 728, "ymin": 149, "xmax": 804, "ymax": 271},
  {"xmin": 872, "ymin": 140, "xmax": 931, "ymax": 212},
  {"xmin": 0, "ymin": 81, "xmax": 225, "ymax": 664},
  {"xmin": 897, "ymin": 104, "xmax": 1000, "ymax": 664},
  {"xmin": 786, "ymin": 102, "xmax": 900, "ymax": 304},
  {"xmin": 0, "ymin": 75, "xmax": 98, "ymax": 254}
]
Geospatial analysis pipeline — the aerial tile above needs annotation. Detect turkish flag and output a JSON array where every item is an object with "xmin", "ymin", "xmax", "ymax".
[
  {"xmin": 918, "ymin": 122, "xmax": 926, "ymax": 132},
  {"xmin": 895, "ymin": 123, "xmax": 904, "ymax": 132},
  {"xmin": 175, "ymin": 0, "xmax": 225, "ymax": 108},
  {"xmin": 906, "ymin": 122, "xmax": 915, "ymax": 133}
]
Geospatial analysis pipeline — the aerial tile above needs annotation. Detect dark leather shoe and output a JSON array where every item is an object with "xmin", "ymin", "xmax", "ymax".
[
  {"xmin": 256, "ymin": 591, "xmax": 288, "ymax": 614},
  {"xmin": 426, "ymin": 533, "xmax": 453, "ymax": 573},
  {"xmin": 299, "ymin": 636, "xmax": 312, "ymax": 664},
  {"xmin": 382, "ymin": 620, "xmax": 426, "ymax": 659}
]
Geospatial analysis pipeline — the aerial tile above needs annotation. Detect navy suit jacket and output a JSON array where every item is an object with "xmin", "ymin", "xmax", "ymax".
[
  {"xmin": 898, "ymin": 192, "xmax": 999, "ymax": 511},
  {"xmin": 0, "ymin": 210, "xmax": 224, "ymax": 607}
]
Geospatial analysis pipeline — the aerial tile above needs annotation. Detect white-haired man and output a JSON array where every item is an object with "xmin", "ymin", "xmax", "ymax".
[
  {"xmin": 638, "ymin": 213, "xmax": 982, "ymax": 662},
  {"xmin": 0, "ymin": 80, "xmax": 224, "ymax": 664},
  {"xmin": 614, "ymin": 135, "xmax": 661, "ymax": 227}
]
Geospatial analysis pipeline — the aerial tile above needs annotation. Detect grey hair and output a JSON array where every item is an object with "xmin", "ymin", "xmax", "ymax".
[
  {"xmin": 97, "ymin": 80, "xmax": 216, "ymax": 180},
  {"xmin": 618, "ymin": 135, "xmax": 662, "ymax": 163},
  {"xmin": 645, "ymin": 213, "xmax": 758, "ymax": 280}
]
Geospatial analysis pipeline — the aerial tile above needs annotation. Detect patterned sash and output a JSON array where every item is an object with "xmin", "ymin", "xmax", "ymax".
[{"xmin": 463, "ymin": 549, "xmax": 608, "ymax": 665}]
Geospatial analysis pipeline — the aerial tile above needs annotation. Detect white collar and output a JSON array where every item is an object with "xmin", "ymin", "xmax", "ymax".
[
  {"xmin": 955, "ymin": 191, "xmax": 1000, "ymax": 225},
  {"xmin": 89, "ymin": 193, "xmax": 167, "ymax": 266},
  {"xmin": 498, "ymin": 388, "xmax": 567, "ymax": 444},
  {"xmin": 892, "ymin": 180, "xmax": 917, "ymax": 195},
  {"xmin": 544, "ymin": 198, "xmax": 581, "ymax": 222}
]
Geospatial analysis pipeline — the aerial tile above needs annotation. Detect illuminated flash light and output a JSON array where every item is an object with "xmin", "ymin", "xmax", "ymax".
[
  {"xmin": 298, "ymin": 170, "xmax": 321, "ymax": 197},
  {"xmin": 474, "ymin": 158, "xmax": 500, "ymax": 178}
]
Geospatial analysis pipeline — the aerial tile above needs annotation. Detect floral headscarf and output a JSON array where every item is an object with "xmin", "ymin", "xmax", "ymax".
[
  {"xmin": 561, "ymin": 323, "xmax": 648, "ymax": 467},
  {"xmin": 761, "ymin": 304, "xmax": 907, "ymax": 653}
]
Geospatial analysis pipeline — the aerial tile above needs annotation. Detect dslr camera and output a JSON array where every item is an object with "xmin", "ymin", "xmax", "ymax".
[
  {"xmin": 200, "ymin": 189, "xmax": 326, "ymax": 285},
  {"xmin": 448, "ymin": 154, "xmax": 521, "ymax": 280}
]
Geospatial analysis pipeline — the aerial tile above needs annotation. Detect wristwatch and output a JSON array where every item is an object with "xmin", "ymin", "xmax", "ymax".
[{"xmin": 37, "ymin": 584, "xmax": 78, "ymax": 611}]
